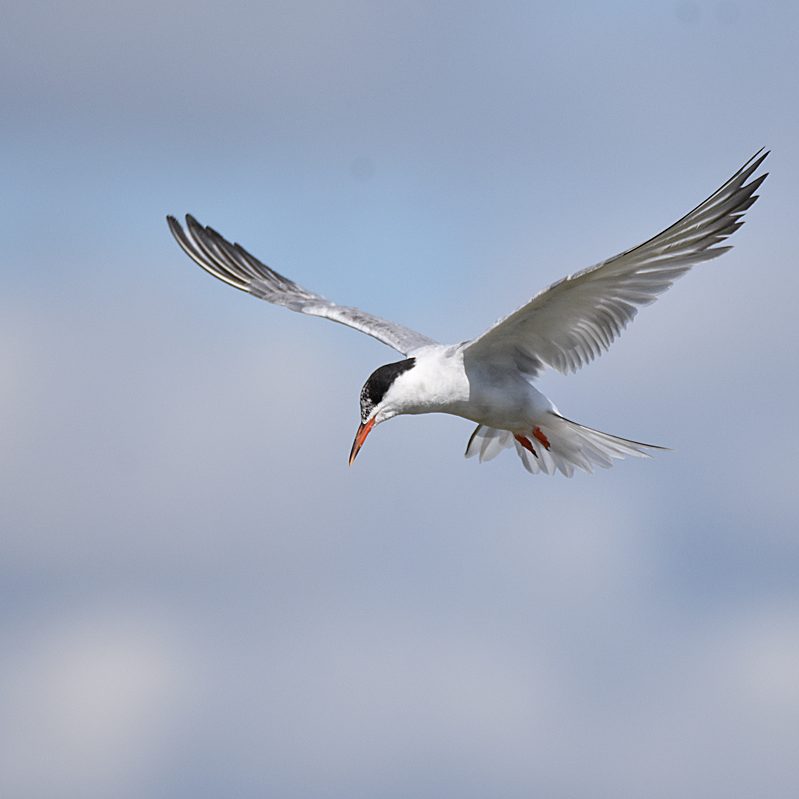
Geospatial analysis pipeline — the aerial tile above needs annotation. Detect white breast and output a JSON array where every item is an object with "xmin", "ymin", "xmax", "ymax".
[{"xmin": 387, "ymin": 345, "xmax": 555, "ymax": 431}]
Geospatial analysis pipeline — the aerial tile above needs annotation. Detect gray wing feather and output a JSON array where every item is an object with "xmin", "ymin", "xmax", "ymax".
[
  {"xmin": 464, "ymin": 150, "xmax": 768, "ymax": 376},
  {"xmin": 166, "ymin": 215, "xmax": 437, "ymax": 356}
]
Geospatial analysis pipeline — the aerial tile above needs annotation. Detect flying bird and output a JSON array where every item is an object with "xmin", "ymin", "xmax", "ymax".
[{"xmin": 167, "ymin": 150, "xmax": 767, "ymax": 476}]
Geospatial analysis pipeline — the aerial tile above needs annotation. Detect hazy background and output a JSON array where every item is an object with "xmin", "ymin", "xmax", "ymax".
[{"xmin": 2, "ymin": 1, "xmax": 798, "ymax": 797}]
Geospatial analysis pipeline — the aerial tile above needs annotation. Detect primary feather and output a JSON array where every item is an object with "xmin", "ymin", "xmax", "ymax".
[
  {"xmin": 463, "ymin": 149, "xmax": 768, "ymax": 377},
  {"xmin": 166, "ymin": 214, "xmax": 436, "ymax": 356}
]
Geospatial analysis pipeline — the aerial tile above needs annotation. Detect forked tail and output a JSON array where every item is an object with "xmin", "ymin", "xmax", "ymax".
[{"xmin": 465, "ymin": 412, "xmax": 667, "ymax": 477}]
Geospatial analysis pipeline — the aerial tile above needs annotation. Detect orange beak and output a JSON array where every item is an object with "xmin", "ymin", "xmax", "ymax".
[{"xmin": 348, "ymin": 417, "xmax": 375, "ymax": 466}]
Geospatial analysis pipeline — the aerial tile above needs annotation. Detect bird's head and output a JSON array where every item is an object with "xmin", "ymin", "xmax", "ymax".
[{"xmin": 348, "ymin": 357, "xmax": 417, "ymax": 465}]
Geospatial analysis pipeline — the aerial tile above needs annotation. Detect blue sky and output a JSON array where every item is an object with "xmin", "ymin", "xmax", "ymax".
[{"xmin": 2, "ymin": 2, "xmax": 798, "ymax": 797}]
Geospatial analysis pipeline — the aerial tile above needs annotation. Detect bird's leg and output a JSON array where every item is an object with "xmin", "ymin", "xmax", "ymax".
[
  {"xmin": 514, "ymin": 434, "xmax": 539, "ymax": 458},
  {"xmin": 532, "ymin": 426, "xmax": 551, "ymax": 450}
]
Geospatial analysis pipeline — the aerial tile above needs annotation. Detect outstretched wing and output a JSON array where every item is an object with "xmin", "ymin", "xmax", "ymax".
[
  {"xmin": 167, "ymin": 215, "xmax": 437, "ymax": 356},
  {"xmin": 464, "ymin": 150, "xmax": 768, "ymax": 377}
]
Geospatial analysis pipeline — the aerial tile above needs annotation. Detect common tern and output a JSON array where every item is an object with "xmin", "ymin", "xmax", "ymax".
[{"xmin": 167, "ymin": 150, "xmax": 767, "ymax": 476}]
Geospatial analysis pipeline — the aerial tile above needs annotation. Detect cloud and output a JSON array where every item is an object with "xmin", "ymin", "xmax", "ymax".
[
  {"xmin": 2, "ymin": 1, "xmax": 799, "ymax": 796},
  {"xmin": 0, "ymin": 604, "xmax": 198, "ymax": 799}
]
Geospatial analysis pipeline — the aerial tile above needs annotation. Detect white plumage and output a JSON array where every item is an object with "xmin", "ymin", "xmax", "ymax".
[{"xmin": 167, "ymin": 150, "xmax": 768, "ymax": 476}]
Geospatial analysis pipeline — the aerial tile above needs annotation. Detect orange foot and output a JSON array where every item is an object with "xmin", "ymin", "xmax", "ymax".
[
  {"xmin": 532, "ymin": 426, "xmax": 551, "ymax": 450},
  {"xmin": 514, "ymin": 434, "xmax": 539, "ymax": 458}
]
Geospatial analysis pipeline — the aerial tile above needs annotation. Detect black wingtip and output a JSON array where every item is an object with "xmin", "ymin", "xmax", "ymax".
[
  {"xmin": 748, "ymin": 148, "xmax": 770, "ymax": 170},
  {"xmin": 166, "ymin": 214, "xmax": 183, "ymax": 239}
]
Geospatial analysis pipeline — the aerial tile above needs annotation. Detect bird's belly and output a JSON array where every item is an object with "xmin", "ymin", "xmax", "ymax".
[{"xmin": 448, "ymin": 380, "xmax": 554, "ymax": 431}]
